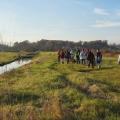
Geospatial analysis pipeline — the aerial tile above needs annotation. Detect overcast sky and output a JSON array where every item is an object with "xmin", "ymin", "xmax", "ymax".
[{"xmin": 0, "ymin": 0, "xmax": 120, "ymax": 44}]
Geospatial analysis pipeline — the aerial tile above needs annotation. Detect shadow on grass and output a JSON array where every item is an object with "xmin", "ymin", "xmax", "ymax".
[
  {"xmin": 57, "ymin": 74, "xmax": 120, "ymax": 116},
  {"xmin": 87, "ymin": 78, "xmax": 120, "ymax": 93},
  {"xmin": 77, "ymin": 66, "xmax": 116, "ymax": 73},
  {"xmin": 57, "ymin": 74, "xmax": 89, "ymax": 96},
  {"xmin": 101, "ymin": 66, "xmax": 116, "ymax": 70},
  {"xmin": 57, "ymin": 74, "xmax": 114, "ymax": 100},
  {"xmin": 48, "ymin": 62, "xmax": 58, "ymax": 70},
  {"xmin": 77, "ymin": 69, "xmax": 94, "ymax": 73},
  {"xmin": 44, "ymin": 75, "xmax": 69, "ymax": 90},
  {"xmin": 0, "ymin": 91, "xmax": 40, "ymax": 105}
]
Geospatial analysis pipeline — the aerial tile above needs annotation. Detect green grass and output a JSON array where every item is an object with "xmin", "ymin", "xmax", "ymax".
[
  {"xmin": 0, "ymin": 52, "xmax": 120, "ymax": 120},
  {"xmin": 0, "ymin": 52, "xmax": 18, "ymax": 64},
  {"xmin": 0, "ymin": 51, "xmax": 34, "ymax": 65}
]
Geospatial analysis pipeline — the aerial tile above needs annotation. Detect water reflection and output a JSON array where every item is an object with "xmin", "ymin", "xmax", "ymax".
[{"xmin": 0, "ymin": 59, "xmax": 31, "ymax": 75}]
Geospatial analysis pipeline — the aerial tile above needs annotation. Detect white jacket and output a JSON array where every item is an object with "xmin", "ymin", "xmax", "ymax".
[
  {"xmin": 118, "ymin": 55, "xmax": 120, "ymax": 63},
  {"xmin": 80, "ymin": 51, "xmax": 86, "ymax": 60}
]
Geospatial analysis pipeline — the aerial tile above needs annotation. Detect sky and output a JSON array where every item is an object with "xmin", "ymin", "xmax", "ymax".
[{"xmin": 0, "ymin": 0, "xmax": 120, "ymax": 44}]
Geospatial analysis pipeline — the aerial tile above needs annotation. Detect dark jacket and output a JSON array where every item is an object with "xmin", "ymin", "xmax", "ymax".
[{"xmin": 87, "ymin": 51, "xmax": 95, "ymax": 61}]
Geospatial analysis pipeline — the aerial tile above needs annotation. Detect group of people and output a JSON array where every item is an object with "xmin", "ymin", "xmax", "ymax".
[{"xmin": 58, "ymin": 48, "xmax": 102, "ymax": 69}]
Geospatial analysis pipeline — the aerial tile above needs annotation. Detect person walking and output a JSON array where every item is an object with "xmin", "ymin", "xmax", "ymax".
[
  {"xmin": 96, "ymin": 49, "xmax": 102, "ymax": 69},
  {"xmin": 60, "ymin": 49, "xmax": 65, "ymax": 64},
  {"xmin": 73, "ymin": 49, "xmax": 77, "ymax": 63},
  {"xmin": 87, "ymin": 50, "xmax": 95, "ymax": 68},
  {"xmin": 80, "ymin": 49, "xmax": 86, "ymax": 64},
  {"xmin": 76, "ymin": 49, "xmax": 80, "ymax": 64},
  {"xmin": 66, "ymin": 49, "xmax": 71, "ymax": 64},
  {"xmin": 58, "ymin": 49, "xmax": 61, "ymax": 63}
]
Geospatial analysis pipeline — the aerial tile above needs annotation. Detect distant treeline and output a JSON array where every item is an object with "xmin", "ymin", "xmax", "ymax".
[{"xmin": 0, "ymin": 39, "xmax": 120, "ymax": 52}]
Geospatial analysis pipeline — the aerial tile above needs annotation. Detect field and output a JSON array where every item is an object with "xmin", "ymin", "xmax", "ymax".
[
  {"xmin": 0, "ymin": 52, "xmax": 120, "ymax": 120},
  {"xmin": 0, "ymin": 51, "xmax": 32, "ymax": 66},
  {"xmin": 0, "ymin": 52, "xmax": 18, "ymax": 65}
]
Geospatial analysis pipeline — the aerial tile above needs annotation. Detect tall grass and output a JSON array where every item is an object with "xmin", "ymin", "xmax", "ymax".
[{"xmin": 0, "ymin": 52, "xmax": 18, "ymax": 64}]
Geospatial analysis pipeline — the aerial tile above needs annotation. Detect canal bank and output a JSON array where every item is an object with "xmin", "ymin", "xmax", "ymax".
[
  {"xmin": 0, "ymin": 52, "xmax": 37, "ymax": 66},
  {"xmin": 0, "ymin": 58, "xmax": 32, "ymax": 75}
]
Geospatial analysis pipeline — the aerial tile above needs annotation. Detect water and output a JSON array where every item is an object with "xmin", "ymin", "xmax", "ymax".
[{"xmin": 0, "ymin": 59, "xmax": 31, "ymax": 75}]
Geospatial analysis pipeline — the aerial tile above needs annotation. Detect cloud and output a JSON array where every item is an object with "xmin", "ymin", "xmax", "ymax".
[
  {"xmin": 91, "ymin": 21, "xmax": 120, "ymax": 28},
  {"xmin": 116, "ymin": 10, "xmax": 120, "ymax": 16},
  {"xmin": 94, "ymin": 8, "xmax": 110, "ymax": 15}
]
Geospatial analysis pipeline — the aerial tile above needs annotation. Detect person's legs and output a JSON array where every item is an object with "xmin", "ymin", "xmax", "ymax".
[
  {"xmin": 98, "ymin": 63, "xmax": 100, "ymax": 69},
  {"xmin": 60, "ymin": 58, "xmax": 62, "ymax": 64},
  {"xmin": 97, "ymin": 59, "xmax": 101, "ymax": 69},
  {"xmin": 58, "ymin": 56, "xmax": 60, "ymax": 63},
  {"xmin": 67, "ymin": 58, "xmax": 70, "ymax": 64},
  {"xmin": 86, "ymin": 60, "xmax": 88, "ymax": 65},
  {"xmin": 76, "ymin": 56, "xmax": 79, "ymax": 64},
  {"xmin": 78, "ymin": 58, "xmax": 80, "ymax": 64},
  {"xmin": 118, "ymin": 60, "xmax": 120, "ymax": 64},
  {"xmin": 89, "ymin": 60, "xmax": 94, "ymax": 68},
  {"xmin": 80, "ymin": 59, "xmax": 81, "ymax": 64},
  {"xmin": 81, "ymin": 59, "xmax": 83, "ymax": 64},
  {"xmin": 83, "ymin": 59, "xmax": 85, "ymax": 65},
  {"xmin": 61, "ymin": 58, "xmax": 64, "ymax": 64},
  {"xmin": 98, "ymin": 61, "xmax": 101, "ymax": 69},
  {"xmin": 88, "ymin": 60, "xmax": 90, "ymax": 68},
  {"xmin": 76, "ymin": 57, "xmax": 78, "ymax": 64},
  {"xmin": 92, "ymin": 61, "xmax": 95, "ymax": 68}
]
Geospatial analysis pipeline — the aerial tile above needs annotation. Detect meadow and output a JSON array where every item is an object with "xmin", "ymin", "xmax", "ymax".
[
  {"xmin": 0, "ymin": 52, "xmax": 18, "ymax": 65},
  {"xmin": 0, "ymin": 51, "xmax": 32, "ymax": 66},
  {"xmin": 0, "ymin": 52, "xmax": 120, "ymax": 120}
]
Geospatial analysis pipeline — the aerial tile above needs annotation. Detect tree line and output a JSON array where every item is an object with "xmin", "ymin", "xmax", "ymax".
[{"xmin": 0, "ymin": 39, "xmax": 120, "ymax": 52}]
